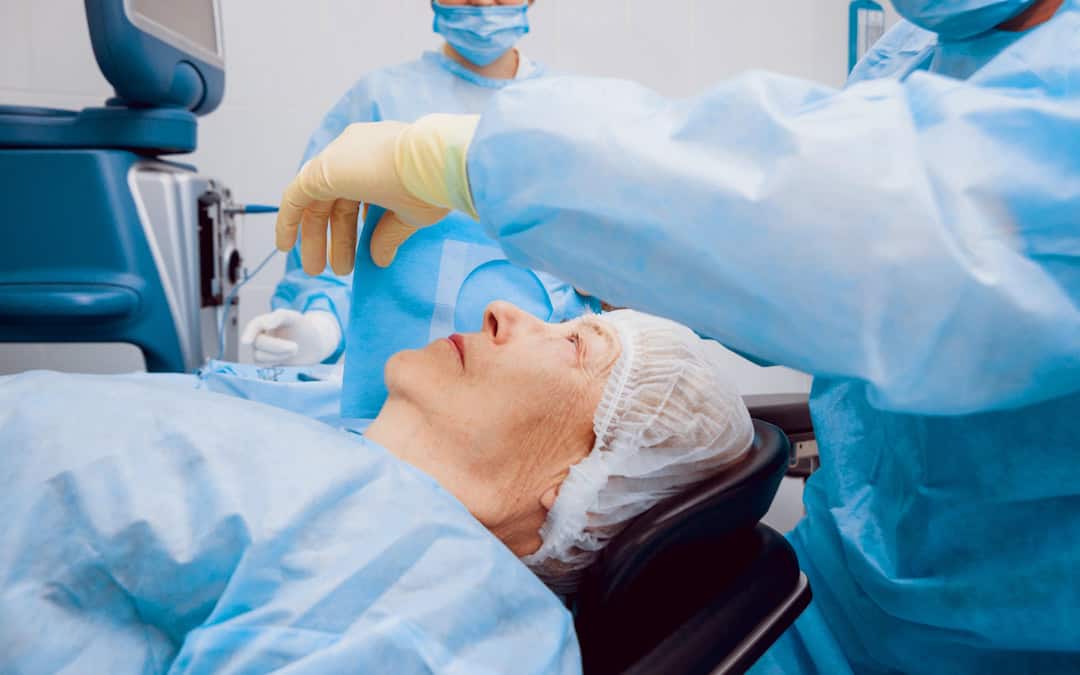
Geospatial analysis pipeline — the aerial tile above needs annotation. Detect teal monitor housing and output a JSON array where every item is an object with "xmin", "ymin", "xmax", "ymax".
[{"xmin": 88, "ymin": 0, "xmax": 225, "ymax": 115}]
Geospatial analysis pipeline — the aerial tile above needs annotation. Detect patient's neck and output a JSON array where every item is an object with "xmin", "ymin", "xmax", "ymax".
[{"xmin": 366, "ymin": 398, "xmax": 544, "ymax": 555}]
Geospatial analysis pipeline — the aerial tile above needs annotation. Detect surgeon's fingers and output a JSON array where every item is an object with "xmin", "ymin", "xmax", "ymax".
[
  {"xmin": 370, "ymin": 210, "xmax": 421, "ymax": 268},
  {"xmin": 275, "ymin": 180, "xmax": 316, "ymax": 252},
  {"xmin": 240, "ymin": 318, "xmax": 265, "ymax": 345},
  {"xmin": 329, "ymin": 199, "xmax": 361, "ymax": 276},
  {"xmin": 252, "ymin": 334, "xmax": 299, "ymax": 359},
  {"xmin": 241, "ymin": 312, "xmax": 283, "ymax": 345},
  {"xmin": 265, "ymin": 309, "xmax": 297, "ymax": 330},
  {"xmin": 300, "ymin": 200, "xmax": 334, "ymax": 275}
]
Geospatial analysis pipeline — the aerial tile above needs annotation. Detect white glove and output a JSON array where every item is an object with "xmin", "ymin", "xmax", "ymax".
[{"xmin": 240, "ymin": 309, "xmax": 342, "ymax": 365}]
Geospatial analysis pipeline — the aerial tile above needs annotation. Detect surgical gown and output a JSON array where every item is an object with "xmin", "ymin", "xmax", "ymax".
[
  {"xmin": 273, "ymin": 51, "xmax": 596, "ymax": 418},
  {"xmin": 0, "ymin": 371, "xmax": 580, "ymax": 674},
  {"xmin": 463, "ymin": 4, "xmax": 1080, "ymax": 673}
]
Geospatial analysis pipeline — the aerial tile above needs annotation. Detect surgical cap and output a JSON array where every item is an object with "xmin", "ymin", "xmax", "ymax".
[{"xmin": 522, "ymin": 309, "xmax": 755, "ymax": 592}]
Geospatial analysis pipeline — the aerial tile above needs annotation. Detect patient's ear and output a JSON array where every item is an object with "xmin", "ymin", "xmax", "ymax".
[{"xmin": 540, "ymin": 484, "xmax": 560, "ymax": 511}]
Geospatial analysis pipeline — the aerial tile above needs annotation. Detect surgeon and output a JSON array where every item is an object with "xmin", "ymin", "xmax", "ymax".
[
  {"xmin": 244, "ymin": 0, "xmax": 594, "ymax": 421},
  {"xmin": 274, "ymin": 0, "xmax": 1080, "ymax": 671}
]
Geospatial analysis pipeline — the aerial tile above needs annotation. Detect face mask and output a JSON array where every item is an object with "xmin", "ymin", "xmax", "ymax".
[
  {"xmin": 891, "ymin": 0, "xmax": 1038, "ymax": 39},
  {"xmin": 432, "ymin": 2, "xmax": 530, "ymax": 67}
]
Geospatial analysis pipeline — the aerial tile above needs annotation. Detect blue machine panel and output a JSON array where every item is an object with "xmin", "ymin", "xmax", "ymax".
[
  {"xmin": 0, "ymin": 150, "xmax": 185, "ymax": 371},
  {"xmin": 0, "ymin": 105, "xmax": 196, "ymax": 154}
]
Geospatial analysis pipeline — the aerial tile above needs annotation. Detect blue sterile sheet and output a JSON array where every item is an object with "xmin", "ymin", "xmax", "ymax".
[{"xmin": 0, "ymin": 371, "xmax": 580, "ymax": 674}]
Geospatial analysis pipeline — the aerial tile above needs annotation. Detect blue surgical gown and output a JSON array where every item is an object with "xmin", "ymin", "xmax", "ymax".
[
  {"xmin": 0, "ymin": 371, "xmax": 580, "ymax": 674},
  {"xmin": 273, "ymin": 51, "xmax": 596, "ymax": 419},
  {"xmin": 463, "ymin": 4, "xmax": 1080, "ymax": 673}
]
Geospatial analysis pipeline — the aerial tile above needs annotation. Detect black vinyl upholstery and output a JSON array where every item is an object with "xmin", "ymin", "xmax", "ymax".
[{"xmin": 574, "ymin": 420, "xmax": 799, "ymax": 675}]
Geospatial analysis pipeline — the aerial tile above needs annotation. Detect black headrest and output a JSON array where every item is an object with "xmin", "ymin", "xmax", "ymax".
[
  {"xmin": 743, "ymin": 393, "xmax": 813, "ymax": 438},
  {"xmin": 574, "ymin": 420, "xmax": 794, "ymax": 674},
  {"xmin": 581, "ymin": 419, "xmax": 791, "ymax": 600}
]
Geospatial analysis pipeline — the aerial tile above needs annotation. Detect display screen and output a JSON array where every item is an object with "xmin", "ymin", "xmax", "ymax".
[{"xmin": 130, "ymin": 0, "xmax": 220, "ymax": 57}]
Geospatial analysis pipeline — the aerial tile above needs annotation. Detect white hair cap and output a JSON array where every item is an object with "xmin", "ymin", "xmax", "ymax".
[{"xmin": 522, "ymin": 309, "xmax": 754, "ymax": 593}]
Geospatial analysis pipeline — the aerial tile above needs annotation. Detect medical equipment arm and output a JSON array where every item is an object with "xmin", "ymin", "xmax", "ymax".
[{"xmin": 466, "ymin": 71, "xmax": 1080, "ymax": 415}]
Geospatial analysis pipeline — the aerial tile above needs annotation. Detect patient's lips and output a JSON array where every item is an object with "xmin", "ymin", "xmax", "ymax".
[{"xmin": 447, "ymin": 333, "xmax": 466, "ymax": 366}]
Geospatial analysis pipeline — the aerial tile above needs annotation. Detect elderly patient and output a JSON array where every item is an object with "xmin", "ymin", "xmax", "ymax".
[
  {"xmin": 369, "ymin": 301, "xmax": 754, "ymax": 588},
  {"xmin": 0, "ymin": 302, "xmax": 751, "ymax": 674}
]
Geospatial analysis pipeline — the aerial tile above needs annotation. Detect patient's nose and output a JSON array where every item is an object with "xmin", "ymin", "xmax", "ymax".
[{"xmin": 483, "ymin": 301, "xmax": 535, "ymax": 345}]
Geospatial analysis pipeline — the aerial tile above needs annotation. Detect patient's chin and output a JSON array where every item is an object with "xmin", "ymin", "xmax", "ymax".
[
  {"xmin": 382, "ymin": 350, "xmax": 415, "ymax": 394},
  {"xmin": 383, "ymin": 347, "xmax": 450, "ymax": 401}
]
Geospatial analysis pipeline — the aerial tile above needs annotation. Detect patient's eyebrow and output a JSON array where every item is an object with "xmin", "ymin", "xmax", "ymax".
[{"xmin": 579, "ymin": 316, "xmax": 619, "ymax": 372}]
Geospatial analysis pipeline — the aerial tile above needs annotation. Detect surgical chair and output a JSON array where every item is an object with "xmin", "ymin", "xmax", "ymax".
[{"xmin": 574, "ymin": 398, "xmax": 815, "ymax": 675}]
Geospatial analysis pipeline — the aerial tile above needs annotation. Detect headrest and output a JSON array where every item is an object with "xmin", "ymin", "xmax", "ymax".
[{"xmin": 579, "ymin": 419, "xmax": 790, "ymax": 601}]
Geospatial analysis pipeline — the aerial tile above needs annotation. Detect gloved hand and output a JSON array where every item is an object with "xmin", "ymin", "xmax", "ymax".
[
  {"xmin": 240, "ymin": 309, "xmax": 342, "ymax": 365},
  {"xmin": 274, "ymin": 114, "xmax": 480, "ymax": 273}
]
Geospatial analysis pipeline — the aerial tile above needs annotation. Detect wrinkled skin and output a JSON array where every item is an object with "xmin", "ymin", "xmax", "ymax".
[{"xmin": 366, "ymin": 301, "xmax": 621, "ymax": 555}]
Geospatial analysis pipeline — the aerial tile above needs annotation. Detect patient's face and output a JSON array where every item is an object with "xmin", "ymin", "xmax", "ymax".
[
  {"xmin": 384, "ymin": 301, "xmax": 620, "ymax": 549},
  {"xmin": 388, "ymin": 301, "xmax": 620, "ymax": 447}
]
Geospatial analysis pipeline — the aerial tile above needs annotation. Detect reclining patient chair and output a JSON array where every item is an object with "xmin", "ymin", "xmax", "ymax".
[{"xmin": 574, "ymin": 395, "xmax": 814, "ymax": 675}]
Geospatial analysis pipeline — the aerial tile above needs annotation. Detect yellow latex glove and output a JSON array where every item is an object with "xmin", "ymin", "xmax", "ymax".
[{"xmin": 274, "ymin": 114, "xmax": 480, "ymax": 273}]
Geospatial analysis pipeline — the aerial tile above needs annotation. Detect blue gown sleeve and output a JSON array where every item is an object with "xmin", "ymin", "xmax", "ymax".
[
  {"xmin": 466, "ymin": 69, "xmax": 1080, "ymax": 415},
  {"xmin": 271, "ymin": 80, "xmax": 382, "ymax": 360}
]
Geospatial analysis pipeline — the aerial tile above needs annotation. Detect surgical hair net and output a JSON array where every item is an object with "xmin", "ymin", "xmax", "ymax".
[{"xmin": 522, "ymin": 309, "xmax": 754, "ymax": 592}]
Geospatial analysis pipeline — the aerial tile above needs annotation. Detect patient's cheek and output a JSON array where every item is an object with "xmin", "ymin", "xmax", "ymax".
[{"xmin": 511, "ymin": 381, "xmax": 594, "ymax": 449}]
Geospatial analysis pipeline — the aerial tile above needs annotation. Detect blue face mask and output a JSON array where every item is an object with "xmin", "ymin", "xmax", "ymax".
[
  {"xmin": 892, "ymin": 0, "xmax": 1038, "ymax": 39},
  {"xmin": 432, "ymin": 2, "xmax": 530, "ymax": 67}
]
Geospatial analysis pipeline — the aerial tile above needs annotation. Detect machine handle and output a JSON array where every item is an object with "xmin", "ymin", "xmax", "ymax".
[
  {"xmin": 224, "ymin": 204, "xmax": 279, "ymax": 215},
  {"xmin": 0, "ymin": 284, "xmax": 139, "ymax": 321}
]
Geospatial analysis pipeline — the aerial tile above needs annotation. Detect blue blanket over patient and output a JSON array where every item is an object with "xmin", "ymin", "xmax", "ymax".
[{"xmin": 0, "ymin": 371, "xmax": 580, "ymax": 674}]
